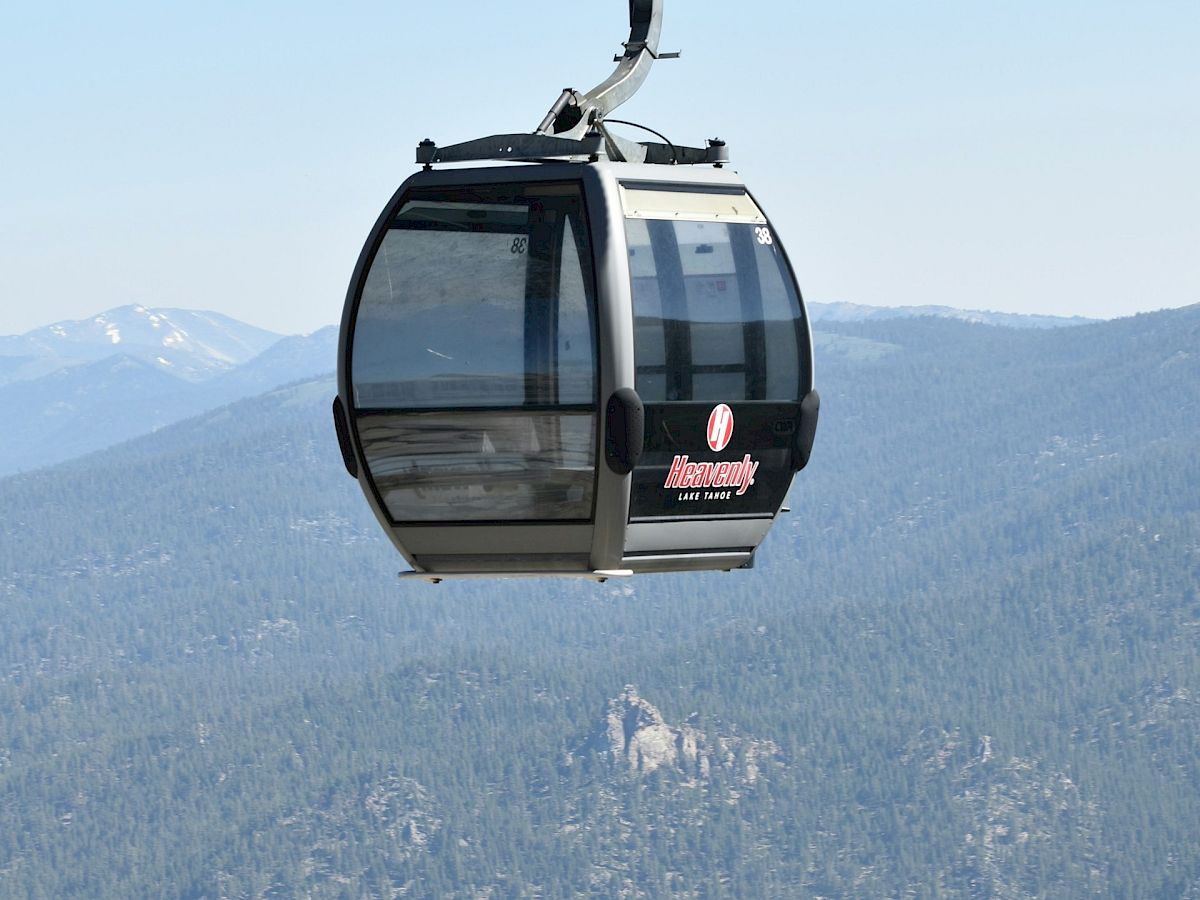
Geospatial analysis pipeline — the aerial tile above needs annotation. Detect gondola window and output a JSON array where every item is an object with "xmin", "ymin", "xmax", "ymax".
[{"xmin": 349, "ymin": 183, "xmax": 598, "ymax": 524}]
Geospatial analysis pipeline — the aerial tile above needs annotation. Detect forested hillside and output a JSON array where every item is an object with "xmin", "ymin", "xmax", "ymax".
[{"xmin": 1, "ymin": 306, "xmax": 1197, "ymax": 896}]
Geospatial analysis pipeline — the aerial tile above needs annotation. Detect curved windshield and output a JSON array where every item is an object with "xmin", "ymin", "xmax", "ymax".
[
  {"xmin": 621, "ymin": 184, "xmax": 808, "ymax": 522},
  {"xmin": 623, "ymin": 186, "xmax": 805, "ymax": 402},
  {"xmin": 350, "ymin": 182, "xmax": 597, "ymax": 523}
]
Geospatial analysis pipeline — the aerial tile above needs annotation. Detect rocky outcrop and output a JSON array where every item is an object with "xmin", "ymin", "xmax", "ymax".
[
  {"xmin": 602, "ymin": 685, "xmax": 703, "ymax": 775},
  {"xmin": 265, "ymin": 773, "xmax": 442, "ymax": 894},
  {"xmin": 900, "ymin": 727, "xmax": 1105, "ymax": 896},
  {"xmin": 576, "ymin": 685, "xmax": 779, "ymax": 786}
]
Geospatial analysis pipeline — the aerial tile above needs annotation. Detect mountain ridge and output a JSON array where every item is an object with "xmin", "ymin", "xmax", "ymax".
[
  {"xmin": 808, "ymin": 300, "xmax": 1099, "ymax": 328},
  {"xmin": 0, "ymin": 311, "xmax": 337, "ymax": 476},
  {"xmin": 0, "ymin": 304, "xmax": 284, "ymax": 386}
]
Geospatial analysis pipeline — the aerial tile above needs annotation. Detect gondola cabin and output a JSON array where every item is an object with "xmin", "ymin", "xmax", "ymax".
[
  {"xmin": 334, "ymin": 162, "xmax": 818, "ymax": 579},
  {"xmin": 331, "ymin": 0, "xmax": 818, "ymax": 579}
]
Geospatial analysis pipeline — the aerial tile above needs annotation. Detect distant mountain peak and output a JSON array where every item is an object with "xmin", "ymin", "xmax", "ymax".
[{"xmin": 0, "ymin": 305, "xmax": 283, "ymax": 386}]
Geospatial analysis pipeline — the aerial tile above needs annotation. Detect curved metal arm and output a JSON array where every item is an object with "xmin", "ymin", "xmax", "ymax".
[
  {"xmin": 535, "ymin": 0, "xmax": 665, "ymax": 138},
  {"xmin": 420, "ymin": 0, "xmax": 723, "ymax": 167}
]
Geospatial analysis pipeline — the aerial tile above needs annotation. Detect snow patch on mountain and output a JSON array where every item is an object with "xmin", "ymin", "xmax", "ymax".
[{"xmin": 0, "ymin": 305, "xmax": 283, "ymax": 385}]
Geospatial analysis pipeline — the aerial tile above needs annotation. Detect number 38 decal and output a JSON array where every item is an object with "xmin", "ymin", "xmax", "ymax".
[{"xmin": 754, "ymin": 226, "xmax": 774, "ymax": 246}]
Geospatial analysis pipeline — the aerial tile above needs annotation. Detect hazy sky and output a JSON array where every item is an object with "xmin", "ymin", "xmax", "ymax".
[{"xmin": 3, "ymin": 1, "xmax": 1197, "ymax": 336}]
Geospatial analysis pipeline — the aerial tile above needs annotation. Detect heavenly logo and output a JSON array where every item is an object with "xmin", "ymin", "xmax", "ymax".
[
  {"xmin": 707, "ymin": 404, "xmax": 734, "ymax": 452},
  {"xmin": 664, "ymin": 404, "xmax": 760, "ymax": 498}
]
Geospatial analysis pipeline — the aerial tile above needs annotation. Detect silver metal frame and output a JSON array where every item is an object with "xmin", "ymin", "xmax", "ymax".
[{"xmin": 535, "ymin": 0, "xmax": 666, "ymax": 140}]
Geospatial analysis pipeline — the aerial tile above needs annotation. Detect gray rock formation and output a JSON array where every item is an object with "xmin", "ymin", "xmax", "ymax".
[{"xmin": 578, "ymin": 685, "xmax": 779, "ymax": 786}]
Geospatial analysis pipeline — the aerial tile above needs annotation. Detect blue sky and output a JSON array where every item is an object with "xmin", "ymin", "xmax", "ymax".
[{"xmin": 2, "ymin": 0, "xmax": 1197, "ymax": 335}]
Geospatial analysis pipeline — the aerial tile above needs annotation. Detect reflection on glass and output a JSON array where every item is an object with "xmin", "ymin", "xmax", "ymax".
[
  {"xmin": 350, "ymin": 182, "xmax": 598, "ymax": 523},
  {"xmin": 628, "ymin": 210, "xmax": 804, "ymax": 403},
  {"xmin": 359, "ymin": 412, "xmax": 595, "ymax": 522},
  {"xmin": 353, "ymin": 184, "xmax": 596, "ymax": 410}
]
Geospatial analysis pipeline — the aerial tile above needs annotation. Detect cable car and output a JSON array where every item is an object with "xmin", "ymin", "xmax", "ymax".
[{"xmin": 332, "ymin": 0, "xmax": 819, "ymax": 580}]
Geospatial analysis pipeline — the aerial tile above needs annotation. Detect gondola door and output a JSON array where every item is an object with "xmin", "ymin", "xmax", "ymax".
[
  {"xmin": 346, "ymin": 177, "xmax": 602, "ymax": 573},
  {"xmin": 620, "ymin": 184, "xmax": 809, "ymax": 530}
]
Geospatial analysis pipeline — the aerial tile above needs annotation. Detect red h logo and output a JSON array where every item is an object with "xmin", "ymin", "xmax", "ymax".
[{"xmin": 706, "ymin": 404, "xmax": 734, "ymax": 453}]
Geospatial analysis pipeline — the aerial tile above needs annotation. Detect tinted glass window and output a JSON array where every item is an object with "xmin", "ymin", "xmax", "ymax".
[
  {"xmin": 351, "ymin": 182, "xmax": 597, "ymax": 523},
  {"xmin": 354, "ymin": 185, "xmax": 595, "ymax": 409},
  {"xmin": 357, "ymin": 410, "xmax": 595, "ymax": 522},
  {"xmin": 625, "ymin": 194, "xmax": 804, "ymax": 403}
]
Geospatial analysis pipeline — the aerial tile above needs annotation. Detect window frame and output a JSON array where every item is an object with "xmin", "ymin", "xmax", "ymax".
[
  {"xmin": 623, "ymin": 187, "xmax": 807, "ymax": 405},
  {"xmin": 345, "ymin": 179, "xmax": 603, "ymax": 527}
]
